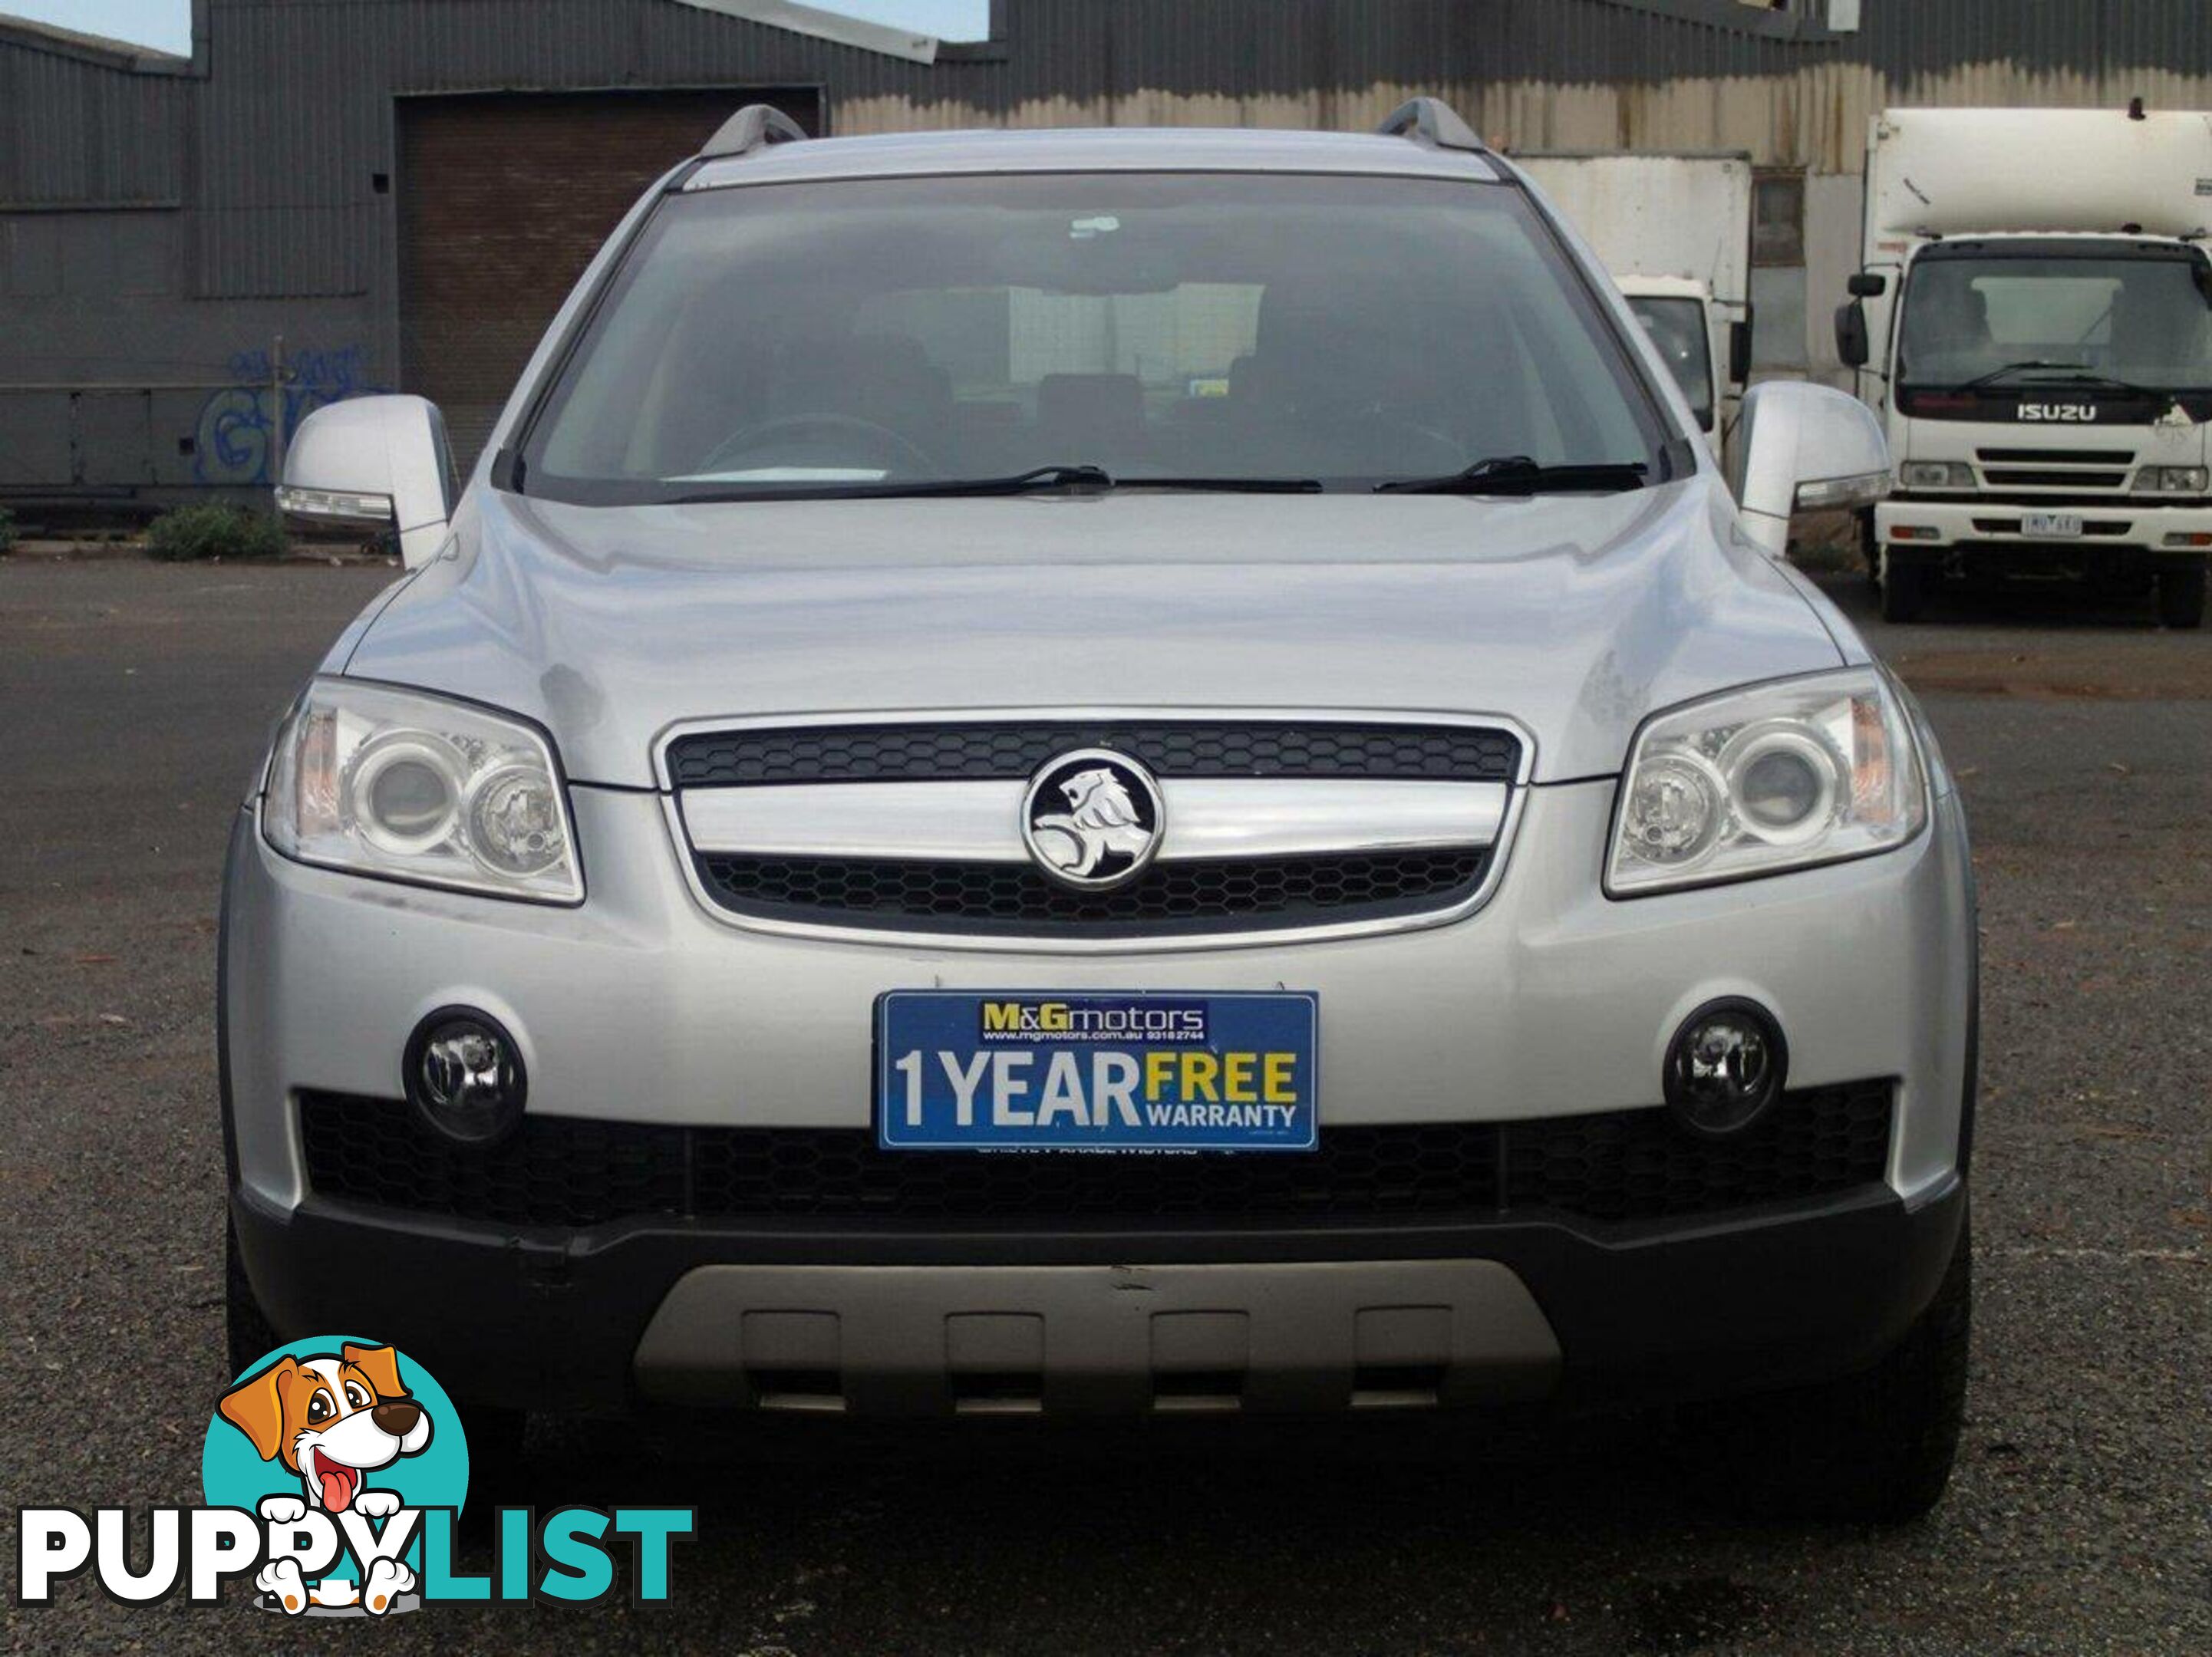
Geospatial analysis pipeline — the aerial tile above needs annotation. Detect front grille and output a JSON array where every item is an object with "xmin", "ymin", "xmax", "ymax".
[
  {"xmin": 1980, "ymin": 468, "xmax": 2128, "ymax": 489},
  {"xmin": 298, "ymin": 1081, "xmax": 1894, "ymax": 1232},
  {"xmin": 666, "ymin": 720, "xmax": 1521, "ymax": 788},
  {"xmin": 1976, "ymin": 447, "xmax": 2135, "ymax": 465},
  {"xmin": 670, "ymin": 718, "xmax": 1520, "ymax": 936},
  {"xmin": 695, "ymin": 848, "xmax": 1488, "ymax": 936}
]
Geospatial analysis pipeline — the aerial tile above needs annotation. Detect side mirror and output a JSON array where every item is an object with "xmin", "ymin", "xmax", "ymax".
[
  {"xmin": 1835, "ymin": 300, "xmax": 1871, "ymax": 370},
  {"xmin": 1847, "ymin": 272, "xmax": 1888, "ymax": 298},
  {"xmin": 277, "ymin": 394, "xmax": 455, "ymax": 569},
  {"xmin": 1726, "ymin": 380, "xmax": 1891, "ymax": 558},
  {"xmin": 1728, "ymin": 316, "xmax": 1754, "ymax": 387}
]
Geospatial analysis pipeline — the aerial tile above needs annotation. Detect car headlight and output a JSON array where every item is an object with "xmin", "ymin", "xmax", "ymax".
[
  {"xmin": 262, "ymin": 677, "xmax": 582, "ymax": 903},
  {"xmin": 1607, "ymin": 667, "xmax": 1927, "ymax": 897},
  {"xmin": 2138, "ymin": 465, "xmax": 2210, "ymax": 494},
  {"xmin": 1898, "ymin": 460, "xmax": 1973, "ymax": 490}
]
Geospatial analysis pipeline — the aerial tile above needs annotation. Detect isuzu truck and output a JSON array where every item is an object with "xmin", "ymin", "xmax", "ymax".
[
  {"xmin": 1838, "ymin": 107, "xmax": 2212, "ymax": 626},
  {"xmin": 1518, "ymin": 151, "xmax": 1755, "ymax": 453}
]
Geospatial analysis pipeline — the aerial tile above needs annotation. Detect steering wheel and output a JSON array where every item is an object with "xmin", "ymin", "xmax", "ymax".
[{"xmin": 694, "ymin": 413, "xmax": 937, "ymax": 478}]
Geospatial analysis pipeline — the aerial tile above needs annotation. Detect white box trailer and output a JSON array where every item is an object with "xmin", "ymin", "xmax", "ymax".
[
  {"xmin": 1838, "ymin": 106, "xmax": 2212, "ymax": 626},
  {"xmin": 1515, "ymin": 151, "xmax": 1754, "ymax": 448}
]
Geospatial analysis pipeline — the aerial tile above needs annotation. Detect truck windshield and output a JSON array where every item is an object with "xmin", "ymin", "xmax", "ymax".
[
  {"xmin": 520, "ymin": 172, "xmax": 1670, "ymax": 502},
  {"xmin": 1897, "ymin": 252, "xmax": 2212, "ymax": 393},
  {"xmin": 1626, "ymin": 295, "xmax": 1714, "ymax": 428}
]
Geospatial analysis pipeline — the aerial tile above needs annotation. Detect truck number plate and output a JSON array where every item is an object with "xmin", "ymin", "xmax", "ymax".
[{"xmin": 2022, "ymin": 512, "xmax": 2085, "ymax": 539}]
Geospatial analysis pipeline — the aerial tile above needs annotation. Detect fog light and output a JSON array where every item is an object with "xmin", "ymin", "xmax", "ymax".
[
  {"xmin": 404, "ymin": 1007, "xmax": 526, "ymax": 1145},
  {"xmin": 1889, "ymin": 525, "xmax": 1940, "ymax": 542},
  {"xmin": 1663, "ymin": 999, "xmax": 1787, "ymax": 1138}
]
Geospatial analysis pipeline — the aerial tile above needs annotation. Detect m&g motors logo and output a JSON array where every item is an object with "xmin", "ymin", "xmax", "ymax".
[
  {"xmin": 981, "ymin": 998, "xmax": 1208, "ymax": 1043},
  {"xmin": 14, "ymin": 1336, "xmax": 691, "ymax": 1616}
]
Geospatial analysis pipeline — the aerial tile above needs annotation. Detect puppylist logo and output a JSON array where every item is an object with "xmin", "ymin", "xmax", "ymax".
[{"xmin": 14, "ymin": 1336, "xmax": 691, "ymax": 1616}]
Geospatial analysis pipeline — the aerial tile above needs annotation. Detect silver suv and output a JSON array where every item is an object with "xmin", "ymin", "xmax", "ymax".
[{"xmin": 228, "ymin": 102, "xmax": 1976, "ymax": 1521}]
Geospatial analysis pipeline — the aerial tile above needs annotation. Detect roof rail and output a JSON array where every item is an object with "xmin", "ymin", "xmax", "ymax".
[
  {"xmin": 700, "ymin": 104, "xmax": 809, "ymax": 161},
  {"xmin": 1376, "ymin": 97, "xmax": 1485, "ymax": 155}
]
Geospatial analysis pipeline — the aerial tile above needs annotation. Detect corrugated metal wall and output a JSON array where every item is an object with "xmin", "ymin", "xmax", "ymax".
[
  {"xmin": 0, "ymin": 37, "xmax": 188, "ymax": 206},
  {"xmin": 8, "ymin": 0, "xmax": 2212, "ymax": 500}
]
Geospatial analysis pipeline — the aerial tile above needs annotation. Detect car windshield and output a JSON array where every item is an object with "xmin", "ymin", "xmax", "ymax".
[
  {"xmin": 520, "ymin": 171, "xmax": 1670, "ymax": 502},
  {"xmin": 1625, "ymin": 295, "xmax": 1713, "ymax": 427},
  {"xmin": 1897, "ymin": 251, "xmax": 2212, "ymax": 392}
]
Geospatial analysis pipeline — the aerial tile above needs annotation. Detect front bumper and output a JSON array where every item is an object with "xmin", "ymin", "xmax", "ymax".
[
  {"xmin": 1878, "ymin": 493, "xmax": 2212, "ymax": 553},
  {"xmin": 222, "ymin": 772, "xmax": 1976, "ymax": 1415},
  {"xmin": 232, "ymin": 1175, "xmax": 1966, "ymax": 1415}
]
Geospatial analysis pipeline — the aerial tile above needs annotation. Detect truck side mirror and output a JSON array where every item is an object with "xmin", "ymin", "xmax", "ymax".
[
  {"xmin": 1729, "ymin": 317, "xmax": 1754, "ymax": 387},
  {"xmin": 277, "ymin": 395, "xmax": 455, "ymax": 569},
  {"xmin": 1835, "ymin": 300, "xmax": 1871, "ymax": 370},
  {"xmin": 1847, "ymin": 272, "xmax": 1888, "ymax": 298}
]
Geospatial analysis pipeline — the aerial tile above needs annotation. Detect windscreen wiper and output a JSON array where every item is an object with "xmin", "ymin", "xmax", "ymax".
[
  {"xmin": 2004, "ymin": 367, "xmax": 2165, "ymax": 400},
  {"xmin": 1957, "ymin": 361, "xmax": 2163, "ymax": 399},
  {"xmin": 1959, "ymin": 360, "xmax": 2088, "ymax": 390},
  {"xmin": 669, "ymin": 463, "xmax": 1113, "ymax": 503},
  {"xmin": 668, "ymin": 465, "xmax": 1324, "ymax": 503},
  {"xmin": 1374, "ymin": 454, "xmax": 1650, "ymax": 496}
]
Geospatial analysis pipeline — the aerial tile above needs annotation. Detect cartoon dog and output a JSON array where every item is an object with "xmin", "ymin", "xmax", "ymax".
[{"xmin": 218, "ymin": 1342, "xmax": 432, "ymax": 1616}]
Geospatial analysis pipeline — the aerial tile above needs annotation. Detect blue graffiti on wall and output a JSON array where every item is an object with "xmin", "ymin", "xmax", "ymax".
[{"xmin": 193, "ymin": 344, "xmax": 387, "ymax": 486}]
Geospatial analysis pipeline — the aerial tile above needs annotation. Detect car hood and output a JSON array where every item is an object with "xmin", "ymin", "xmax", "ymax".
[{"xmin": 341, "ymin": 478, "xmax": 1844, "ymax": 789}]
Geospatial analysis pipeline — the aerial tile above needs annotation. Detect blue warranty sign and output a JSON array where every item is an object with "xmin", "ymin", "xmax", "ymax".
[{"xmin": 876, "ymin": 991, "xmax": 1319, "ymax": 1152}]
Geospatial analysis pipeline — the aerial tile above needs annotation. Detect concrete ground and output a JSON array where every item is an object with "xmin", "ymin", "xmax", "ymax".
[{"xmin": 0, "ymin": 560, "xmax": 2204, "ymax": 1655}]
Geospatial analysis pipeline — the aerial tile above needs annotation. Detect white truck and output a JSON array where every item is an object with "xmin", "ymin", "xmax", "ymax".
[
  {"xmin": 1515, "ymin": 151, "xmax": 1755, "ymax": 452},
  {"xmin": 1837, "ymin": 106, "xmax": 2212, "ymax": 628}
]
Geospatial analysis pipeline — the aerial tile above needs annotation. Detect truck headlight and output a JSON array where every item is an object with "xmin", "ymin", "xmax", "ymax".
[
  {"xmin": 262, "ymin": 677, "xmax": 582, "ymax": 903},
  {"xmin": 2138, "ymin": 466, "xmax": 2210, "ymax": 494},
  {"xmin": 1607, "ymin": 668, "xmax": 1927, "ymax": 897},
  {"xmin": 1898, "ymin": 461, "xmax": 1973, "ymax": 490}
]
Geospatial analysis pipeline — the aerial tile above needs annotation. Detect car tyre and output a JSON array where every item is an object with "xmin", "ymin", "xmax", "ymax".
[
  {"xmin": 1723, "ymin": 1210, "xmax": 1971, "ymax": 1525},
  {"xmin": 1879, "ymin": 553, "xmax": 1930, "ymax": 623},
  {"xmin": 224, "ymin": 1217, "xmax": 281, "ymax": 1379},
  {"xmin": 2156, "ymin": 558, "xmax": 2206, "ymax": 630}
]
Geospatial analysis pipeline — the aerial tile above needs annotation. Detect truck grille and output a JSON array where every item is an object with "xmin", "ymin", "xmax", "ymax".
[
  {"xmin": 1980, "ymin": 467, "xmax": 2128, "ymax": 489},
  {"xmin": 297, "ymin": 1081, "xmax": 1894, "ymax": 1232},
  {"xmin": 1975, "ymin": 447, "xmax": 2134, "ymax": 465},
  {"xmin": 1972, "ymin": 448, "xmax": 2139, "ymax": 495}
]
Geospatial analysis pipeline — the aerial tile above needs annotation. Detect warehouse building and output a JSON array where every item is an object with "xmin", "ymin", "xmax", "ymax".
[{"xmin": 4, "ymin": 0, "xmax": 2210, "ymax": 506}]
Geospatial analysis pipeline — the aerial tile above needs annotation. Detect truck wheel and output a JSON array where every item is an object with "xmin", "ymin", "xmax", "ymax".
[
  {"xmin": 1725, "ymin": 1211, "xmax": 1970, "ymax": 1525},
  {"xmin": 1880, "ymin": 554, "xmax": 1930, "ymax": 623},
  {"xmin": 1860, "ymin": 511, "xmax": 1881, "ymax": 589},
  {"xmin": 224, "ymin": 1218, "xmax": 281, "ymax": 1379},
  {"xmin": 2157, "ymin": 559, "xmax": 2206, "ymax": 629}
]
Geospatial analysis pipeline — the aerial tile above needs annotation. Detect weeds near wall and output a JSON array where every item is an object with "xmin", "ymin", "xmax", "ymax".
[{"xmin": 145, "ymin": 503, "xmax": 288, "ymax": 562}]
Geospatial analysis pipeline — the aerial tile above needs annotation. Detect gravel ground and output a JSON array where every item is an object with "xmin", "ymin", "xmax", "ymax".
[{"xmin": 0, "ymin": 560, "xmax": 2205, "ymax": 1655}]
